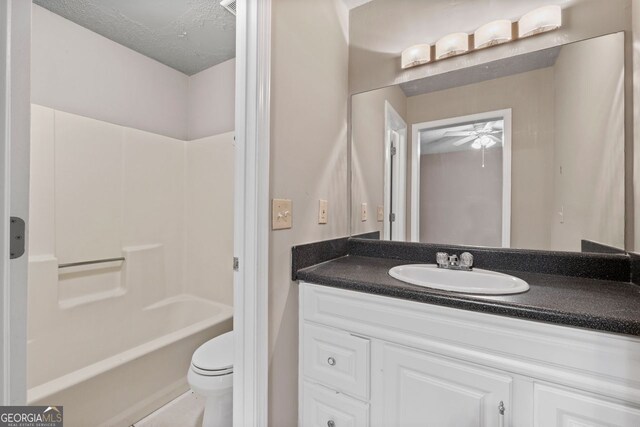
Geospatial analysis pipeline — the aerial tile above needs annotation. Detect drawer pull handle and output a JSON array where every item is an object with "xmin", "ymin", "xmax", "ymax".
[
  {"xmin": 327, "ymin": 420, "xmax": 335, "ymax": 427},
  {"xmin": 327, "ymin": 357, "xmax": 336, "ymax": 366},
  {"xmin": 498, "ymin": 401, "xmax": 505, "ymax": 427}
]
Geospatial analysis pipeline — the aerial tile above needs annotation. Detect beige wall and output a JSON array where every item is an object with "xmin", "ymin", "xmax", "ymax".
[
  {"xmin": 551, "ymin": 33, "xmax": 625, "ymax": 251},
  {"xmin": 32, "ymin": 5, "xmax": 189, "ymax": 140},
  {"xmin": 351, "ymin": 85, "xmax": 406, "ymax": 236},
  {"xmin": 349, "ymin": 0, "xmax": 631, "ymax": 95},
  {"xmin": 269, "ymin": 0, "xmax": 349, "ymax": 425},
  {"xmin": 187, "ymin": 59, "xmax": 236, "ymax": 141},
  {"xmin": 408, "ymin": 68, "xmax": 556, "ymax": 250},
  {"xmin": 420, "ymin": 149, "xmax": 503, "ymax": 246}
]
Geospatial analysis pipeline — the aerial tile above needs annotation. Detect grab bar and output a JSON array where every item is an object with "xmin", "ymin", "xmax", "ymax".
[{"xmin": 58, "ymin": 257, "xmax": 125, "ymax": 269}]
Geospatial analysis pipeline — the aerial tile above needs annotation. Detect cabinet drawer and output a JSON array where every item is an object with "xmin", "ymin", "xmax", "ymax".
[
  {"xmin": 303, "ymin": 322, "xmax": 370, "ymax": 400},
  {"xmin": 534, "ymin": 383, "xmax": 640, "ymax": 427},
  {"xmin": 303, "ymin": 382, "xmax": 369, "ymax": 427}
]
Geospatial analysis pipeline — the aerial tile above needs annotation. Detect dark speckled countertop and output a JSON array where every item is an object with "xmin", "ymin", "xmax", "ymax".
[{"xmin": 296, "ymin": 255, "xmax": 640, "ymax": 336}]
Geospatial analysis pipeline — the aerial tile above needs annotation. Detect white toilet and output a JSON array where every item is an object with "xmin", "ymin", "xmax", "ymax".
[{"xmin": 188, "ymin": 331, "xmax": 233, "ymax": 427}]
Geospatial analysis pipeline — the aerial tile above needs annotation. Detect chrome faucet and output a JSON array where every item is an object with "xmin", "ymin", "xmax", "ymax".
[{"xmin": 436, "ymin": 251, "xmax": 474, "ymax": 271}]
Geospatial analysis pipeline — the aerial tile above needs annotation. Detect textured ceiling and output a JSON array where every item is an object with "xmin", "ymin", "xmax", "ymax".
[{"xmin": 33, "ymin": 0, "xmax": 236, "ymax": 75}]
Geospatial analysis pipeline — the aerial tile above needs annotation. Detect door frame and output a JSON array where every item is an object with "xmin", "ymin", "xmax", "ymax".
[
  {"xmin": 1, "ymin": 0, "xmax": 31, "ymax": 405},
  {"xmin": 233, "ymin": 0, "xmax": 271, "ymax": 426},
  {"xmin": 1, "ymin": 0, "xmax": 272, "ymax": 418},
  {"xmin": 383, "ymin": 101, "xmax": 407, "ymax": 241},
  {"xmin": 410, "ymin": 109, "xmax": 512, "ymax": 247}
]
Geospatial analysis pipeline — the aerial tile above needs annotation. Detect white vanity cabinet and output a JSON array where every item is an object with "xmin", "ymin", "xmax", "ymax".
[{"xmin": 299, "ymin": 282, "xmax": 640, "ymax": 427}]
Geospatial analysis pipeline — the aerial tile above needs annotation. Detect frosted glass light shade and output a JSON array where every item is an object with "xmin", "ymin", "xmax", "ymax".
[
  {"xmin": 435, "ymin": 32, "xmax": 470, "ymax": 59},
  {"xmin": 401, "ymin": 44, "xmax": 432, "ymax": 69},
  {"xmin": 474, "ymin": 20, "xmax": 513, "ymax": 49},
  {"xmin": 518, "ymin": 5, "xmax": 562, "ymax": 38}
]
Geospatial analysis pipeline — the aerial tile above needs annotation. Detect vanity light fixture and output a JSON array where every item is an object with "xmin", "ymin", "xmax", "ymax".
[
  {"xmin": 435, "ymin": 32, "xmax": 470, "ymax": 60},
  {"xmin": 518, "ymin": 5, "xmax": 562, "ymax": 38},
  {"xmin": 399, "ymin": 4, "xmax": 562, "ymax": 69},
  {"xmin": 401, "ymin": 44, "xmax": 432, "ymax": 69},
  {"xmin": 474, "ymin": 19, "xmax": 513, "ymax": 49}
]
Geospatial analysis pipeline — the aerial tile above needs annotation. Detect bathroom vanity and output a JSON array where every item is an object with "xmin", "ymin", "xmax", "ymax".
[
  {"xmin": 294, "ymin": 15, "xmax": 640, "ymax": 427},
  {"xmin": 294, "ymin": 239, "xmax": 640, "ymax": 427}
]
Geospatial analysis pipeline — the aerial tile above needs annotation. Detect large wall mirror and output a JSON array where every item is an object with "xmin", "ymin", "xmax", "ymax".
[{"xmin": 350, "ymin": 32, "xmax": 625, "ymax": 252}]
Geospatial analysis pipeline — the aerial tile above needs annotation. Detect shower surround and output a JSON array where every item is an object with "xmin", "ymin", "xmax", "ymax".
[{"xmin": 27, "ymin": 105, "xmax": 234, "ymax": 426}]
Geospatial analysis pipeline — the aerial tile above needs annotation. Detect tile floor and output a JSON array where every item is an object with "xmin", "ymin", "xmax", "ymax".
[{"xmin": 133, "ymin": 390, "xmax": 205, "ymax": 427}]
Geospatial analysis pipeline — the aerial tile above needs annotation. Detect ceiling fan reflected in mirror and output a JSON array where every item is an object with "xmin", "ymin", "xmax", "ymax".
[{"xmin": 441, "ymin": 121, "xmax": 503, "ymax": 167}]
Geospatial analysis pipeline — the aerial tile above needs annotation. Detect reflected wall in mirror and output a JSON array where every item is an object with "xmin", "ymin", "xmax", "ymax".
[{"xmin": 351, "ymin": 32, "xmax": 625, "ymax": 252}]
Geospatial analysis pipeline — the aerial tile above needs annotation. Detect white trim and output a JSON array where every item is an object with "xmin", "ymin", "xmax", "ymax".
[
  {"xmin": 1, "ymin": 0, "xmax": 30, "ymax": 405},
  {"xmin": 233, "ymin": 0, "xmax": 270, "ymax": 426},
  {"xmin": 0, "ymin": 0, "xmax": 10, "ymax": 404},
  {"xmin": 383, "ymin": 101, "xmax": 407, "ymax": 241},
  {"xmin": 410, "ymin": 120, "xmax": 421, "ymax": 243},
  {"xmin": 410, "ymin": 109, "xmax": 512, "ymax": 247},
  {"xmin": 501, "ymin": 110, "xmax": 512, "ymax": 248}
]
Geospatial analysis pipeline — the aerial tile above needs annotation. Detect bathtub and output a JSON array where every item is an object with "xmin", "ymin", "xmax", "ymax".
[{"xmin": 27, "ymin": 294, "xmax": 233, "ymax": 427}]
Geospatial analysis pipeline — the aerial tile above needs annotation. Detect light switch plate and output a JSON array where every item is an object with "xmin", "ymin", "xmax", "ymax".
[
  {"xmin": 318, "ymin": 199, "xmax": 328, "ymax": 224},
  {"xmin": 377, "ymin": 205, "xmax": 384, "ymax": 222},
  {"xmin": 272, "ymin": 199, "xmax": 292, "ymax": 230},
  {"xmin": 361, "ymin": 203, "xmax": 368, "ymax": 222}
]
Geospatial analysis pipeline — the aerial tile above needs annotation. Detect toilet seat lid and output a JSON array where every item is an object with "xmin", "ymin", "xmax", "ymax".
[{"xmin": 192, "ymin": 331, "xmax": 233, "ymax": 371}]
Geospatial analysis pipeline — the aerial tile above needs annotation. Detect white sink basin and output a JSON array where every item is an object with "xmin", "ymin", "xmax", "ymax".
[{"xmin": 388, "ymin": 264, "xmax": 529, "ymax": 295}]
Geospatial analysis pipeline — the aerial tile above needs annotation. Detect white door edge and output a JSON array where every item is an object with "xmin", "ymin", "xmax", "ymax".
[
  {"xmin": 233, "ymin": 0, "xmax": 271, "ymax": 426},
  {"xmin": 1, "ymin": 0, "xmax": 31, "ymax": 406},
  {"xmin": 384, "ymin": 101, "xmax": 407, "ymax": 241}
]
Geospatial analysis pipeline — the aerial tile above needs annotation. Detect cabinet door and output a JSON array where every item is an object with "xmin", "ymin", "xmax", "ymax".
[
  {"xmin": 376, "ymin": 343, "xmax": 512, "ymax": 427},
  {"xmin": 303, "ymin": 382, "xmax": 370, "ymax": 427},
  {"xmin": 534, "ymin": 383, "xmax": 640, "ymax": 427}
]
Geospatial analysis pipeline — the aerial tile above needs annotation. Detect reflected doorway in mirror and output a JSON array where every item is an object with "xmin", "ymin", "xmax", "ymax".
[
  {"xmin": 384, "ymin": 101, "xmax": 408, "ymax": 241},
  {"xmin": 410, "ymin": 109, "xmax": 512, "ymax": 248}
]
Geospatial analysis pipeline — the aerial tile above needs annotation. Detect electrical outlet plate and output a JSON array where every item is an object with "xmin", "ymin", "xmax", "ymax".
[
  {"xmin": 361, "ymin": 203, "xmax": 368, "ymax": 222},
  {"xmin": 377, "ymin": 206, "xmax": 384, "ymax": 222},
  {"xmin": 318, "ymin": 199, "xmax": 328, "ymax": 224},
  {"xmin": 272, "ymin": 199, "xmax": 292, "ymax": 230}
]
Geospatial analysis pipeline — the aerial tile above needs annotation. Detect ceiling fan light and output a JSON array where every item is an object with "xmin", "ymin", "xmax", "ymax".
[
  {"xmin": 518, "ymin": 5, "xmax": 562, "ymax": 38},
  {"xmin": 471, "ymin": 140, "xmax": 482, "ymax": 149},
  {"xmin": 485, "ymin": 140, "xmax": 496, "ymax": 148},
  {"xmin": 401, "ymin": 44, "xmax": 432, "ymax": 69},
  {"xmin": 435, "ymin": 33, "xmax": 470, "ymax": 60},
  {"xmin": 474, "ymin": 20, "xmax": 513, "ymax": 49}
]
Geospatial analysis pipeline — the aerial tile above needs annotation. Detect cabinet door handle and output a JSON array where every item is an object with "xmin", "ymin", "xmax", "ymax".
[
  {"xmin": 327, "ymin": 357, "xmax": 336, "ymax": 366},
  {"xmin": 498, "ymin": 401, "xmax": 505, "ymax": 427},
  {"xmin": 327, "ymin": 420, "xmax": 335, "ymax": 427}
]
